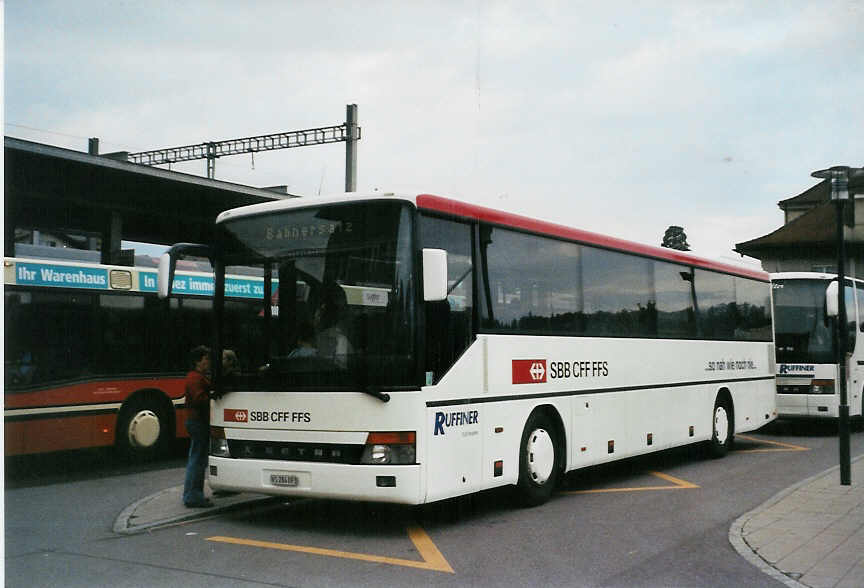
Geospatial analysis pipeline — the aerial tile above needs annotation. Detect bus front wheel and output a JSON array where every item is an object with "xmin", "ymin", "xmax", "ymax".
[
  {"xmin": 708, "ymin": 399, "xmax": 733, "ymax": 458},
  {"xmin": 515, "ymin": 412, "xmax": 560, "ymax": 507}
]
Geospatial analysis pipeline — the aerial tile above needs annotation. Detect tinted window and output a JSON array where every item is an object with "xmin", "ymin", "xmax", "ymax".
[
  {"xmin": 473, "ymin": 225, "xmax": 769, "ymax": 342},
  {"xmin": 655, "ymin": 261, "xmax": 696, "ymax": 338},
  {"xmin": 217, "ymin": 201, "xmax": 417, "ymax": 390},
  {"xmin": 734, "ymin": 277, "xmax": 772, "ymax": 341},
  {"xmin": 582, "ymin": 248, "xmax": 655, "ymax": 336},
  {"xmin": 693, "ymin": 270, "xmax": 736, "ymax": 339},
  {"xmin": 4, "ymin": 291, "xmax": 97, "ymax": 386},
  {"xmin": 481, "ymin": 227, "xmax": 582, "ymax": 333}
]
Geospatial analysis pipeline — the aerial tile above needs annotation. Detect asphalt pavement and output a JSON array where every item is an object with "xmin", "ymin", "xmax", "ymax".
[{"xmin": 116, "ymin": 455, "xmax": 864, "ymax": 588}]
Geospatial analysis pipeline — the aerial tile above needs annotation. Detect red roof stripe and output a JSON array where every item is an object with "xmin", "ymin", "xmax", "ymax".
[{"xmin": 416, "ymin": 194, "xmax": 768, "ymax": 282}]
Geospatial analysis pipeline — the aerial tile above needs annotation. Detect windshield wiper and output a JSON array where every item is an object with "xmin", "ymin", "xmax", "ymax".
[{"xmin": 364, "ymin": 387, "xmax": 390, "ymax": 403}]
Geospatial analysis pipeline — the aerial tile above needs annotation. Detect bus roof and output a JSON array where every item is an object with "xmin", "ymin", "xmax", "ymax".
[
  {"xmin": 214, "ymin": 192, "xmax": 769, "ymax": 282},
  {"xmin": 772, "ymin": 271, "xmax": 864, "ymax": 283}
]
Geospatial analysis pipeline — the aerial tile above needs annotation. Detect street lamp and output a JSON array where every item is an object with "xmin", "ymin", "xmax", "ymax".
[{"xmin": 811, "ymin": 165, "xmax": 856, "ymax": 485}]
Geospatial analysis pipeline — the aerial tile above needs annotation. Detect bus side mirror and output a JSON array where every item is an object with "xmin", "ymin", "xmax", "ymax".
[
  {"xmin": 825, "ymin": 281, "xmax": 839, "ymax": 318},
  {"xmin": 157, "ymin": 242, "xmax": 213, "ymax": 299},
  {"xmin": 422, "ymin": 248, "xmax": 448, "ymax": 302}
]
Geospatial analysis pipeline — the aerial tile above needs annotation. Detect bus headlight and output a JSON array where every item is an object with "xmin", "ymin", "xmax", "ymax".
[
  {"xmin": 210, "ymin": 426, "xmax": 231, "ymax": 457},
  {"xmin": 360, "ymin": 432, "xmax": 416, "ymax": 465},
  {"xmin": 810, "ymin": 380, "xmax": 835, "ymax": 395}
]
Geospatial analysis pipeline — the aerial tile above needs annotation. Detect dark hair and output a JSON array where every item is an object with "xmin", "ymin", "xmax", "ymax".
[
  {"xmin": 189, "ymin": 345, "xmax": 211, "ymax": 367},
  {"xmin": 297, "ymin": 320, "xmax": 315, "ymax": 343},
  {"xmin": 318, "ymin": 283, "xmax": 347, "ymax": 328}
]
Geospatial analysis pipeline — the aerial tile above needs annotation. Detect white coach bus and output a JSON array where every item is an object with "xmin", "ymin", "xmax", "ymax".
[
  {"xmin": 159, "ymin": 193, "xmax": 776, "ymax": 506},
  {"xmin": 772, "ymin": 272, "xmax": 864, "ymax": 421}
]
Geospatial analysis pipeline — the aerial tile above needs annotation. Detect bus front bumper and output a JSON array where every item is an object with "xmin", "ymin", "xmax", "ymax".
[
  {"xmin": 777, "ymin": 394, "xmax": 839, "ymax": 418},
  {"xmin": 207, "ymin": 457, "xmax": 423, "ymax": 504}
]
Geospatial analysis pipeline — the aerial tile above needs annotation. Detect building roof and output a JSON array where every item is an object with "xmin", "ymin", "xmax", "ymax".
[
  {"xmin": 780, "ymin": 169, "xmax": 864, "ymax": 209},
  {"xmin": 737, "ymin": 168, "xmax": 864, "ymax": 258},
  {"xmin": 735, "ymin": 202, "xmax": 837, "ymax": 255},
  {"xmin": 4, "ymin": 136, "xmax": 297, "ymax": 251},
  {"xmin": 778, "ymin": 180, "xmax": 830, "ymax": 210}
]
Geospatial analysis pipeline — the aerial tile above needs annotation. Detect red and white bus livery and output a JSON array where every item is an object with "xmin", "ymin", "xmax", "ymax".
[{"xmin": 160, "ymin": 192, "xmax": 777, "ymax": 506}]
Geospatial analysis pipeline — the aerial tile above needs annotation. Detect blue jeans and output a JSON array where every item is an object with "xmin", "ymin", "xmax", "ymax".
[{"xmin": 183, "ymin": 419, "xmax": 209, "ymax": 505}]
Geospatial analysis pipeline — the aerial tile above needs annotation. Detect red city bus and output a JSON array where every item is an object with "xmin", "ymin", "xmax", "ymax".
[{"xmin": 4, "ymin": 256, "xmax": 266, "ymax": 457}]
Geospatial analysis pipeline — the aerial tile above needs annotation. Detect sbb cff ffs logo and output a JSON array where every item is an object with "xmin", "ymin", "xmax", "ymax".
[
  {"xmin": 224, "ymin": 409, "xmax": 248, "ymax": 422},
  {"xmin": 513, "ymin": 359, "xmax": 547, "ymax": 384}
]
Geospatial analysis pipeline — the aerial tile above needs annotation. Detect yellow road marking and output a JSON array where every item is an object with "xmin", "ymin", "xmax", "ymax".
[
  {"xmin": 562, "ymin": 470, "xmax": 699, "ymax": 494},
  {"xmin": 648, "ymin": 471, "xmax": 700, "ymax": 488},
  {"xmin": 207, "ymin": 525, "xmax": 454, "ymax": 574},
  {"xmin": 735, "ymin": 434, "xmax": 810, "ymax": 453}
]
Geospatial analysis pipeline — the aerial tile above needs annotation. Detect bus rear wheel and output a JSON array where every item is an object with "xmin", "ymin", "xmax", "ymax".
[
  {"xmin": 708, "ymin": 399, "xmax": 733, "ymax": 458},
  {"xmin": 117, "ymin": 396, "xmax": 169, "ymax": 459},
  {"xmin": 515, "ymin": 412, "xmax": 560, "ymax": 507}
]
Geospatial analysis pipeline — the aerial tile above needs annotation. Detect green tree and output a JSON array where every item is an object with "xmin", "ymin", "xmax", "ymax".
[{"xmin": 661, "ymin": 226, "xmax": 690, "ymax": 251}]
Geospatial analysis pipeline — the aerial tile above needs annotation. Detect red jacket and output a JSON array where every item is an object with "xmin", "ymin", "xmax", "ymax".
[{"xmin": 185, "ymin": 370, "xmax": 211, "ymax": 423}]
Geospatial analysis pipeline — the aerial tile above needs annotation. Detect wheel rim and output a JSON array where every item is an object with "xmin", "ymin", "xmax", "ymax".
[
  {"xmin": 713, "ymin": 405, "xmax": 729, "ymax": 445},
  {"xmin": 127, "ymin": 410, "xmax": 161, "ymax": 448},
  {"xmin": 526, "ymin": 428, "xmax": 555, "ymax": 485}
]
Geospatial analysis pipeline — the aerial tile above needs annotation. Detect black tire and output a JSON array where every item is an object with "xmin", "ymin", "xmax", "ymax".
[
  {"xmin": 515, "ymin": 411, "xmax": 561, "ymax": 507},
  {"xmin": 116, "ymin": 395, "xmax": 170, "ymax": 459},
  {"xmin": 708, "ymin": 398, "xmax": 733, "ymax": 458}
]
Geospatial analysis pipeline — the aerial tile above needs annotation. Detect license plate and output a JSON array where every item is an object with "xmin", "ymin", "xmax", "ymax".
[{"xmin": 270, "ymin": 473, "xmax": 299, "ymax": 487}]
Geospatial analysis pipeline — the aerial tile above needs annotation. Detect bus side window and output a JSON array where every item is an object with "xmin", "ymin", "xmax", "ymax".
[
  {"xmin": 693, "ymin": 270, "xmax": 736, "ymax": 340},
  {"xmin": 654, "ymin": 260, "xmax": 696, "ymax": 338},
  {"xmin": 31, "ymin": 292, "xmax": 97, "ymax": 384},
  {"xmin": 5, "ymin": 291, "xmax": 36, "ymax": 387},
  {"xmin": 98, "ymin": 294, "xmax": 149, "ymax": 375}
]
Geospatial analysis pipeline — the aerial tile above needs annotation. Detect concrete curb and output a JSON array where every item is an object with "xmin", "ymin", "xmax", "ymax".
[{"xmin": 113, "ymin": 485, "xmax": 276, "ymax": 535}]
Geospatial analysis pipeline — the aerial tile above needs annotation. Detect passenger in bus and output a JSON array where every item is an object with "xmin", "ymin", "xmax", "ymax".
[
  {"xmin": 287, "ymin": 321, "xmax": 318, "ymax": 358},
  {"xmin": 183, "ymin": 345, "xmax": 213, "ymax": 508},
  {"xmin": 222, "ymin": 349, "xmax": 241, "ymax": 390},
  {"xmin": 314, "ymin": 282, "xmax": 354, "ymax": 368}
]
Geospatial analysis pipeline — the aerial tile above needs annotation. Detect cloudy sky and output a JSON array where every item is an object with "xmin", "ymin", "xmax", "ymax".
[{"xmin": 5, "ymin": 1, "xmax": 863, "ymax": 265}]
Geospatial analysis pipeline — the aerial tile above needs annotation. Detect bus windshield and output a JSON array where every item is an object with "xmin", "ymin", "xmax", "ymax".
[
  {"xmin": 773, "ymin": 279, "xmax": 835, "ymax": 364},
  {"xmin": 216, "ymin": 200, "xmax": 417, "ymax": 392}
]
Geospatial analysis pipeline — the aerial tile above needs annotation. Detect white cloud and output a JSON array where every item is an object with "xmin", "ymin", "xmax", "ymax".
[{"xmin": 5, "ymin": 1, "xmax": 862, "ymax": 262}]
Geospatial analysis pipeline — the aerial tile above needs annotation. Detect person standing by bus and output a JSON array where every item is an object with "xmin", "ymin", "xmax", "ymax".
[{"xmin": 183, "ymin": 345, "xmax": 213, "ymax": 508}]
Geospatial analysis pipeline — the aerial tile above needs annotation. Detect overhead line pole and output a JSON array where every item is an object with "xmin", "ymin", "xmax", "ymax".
[
  {"xmin": 345, "ymin": 104, "xmax": 358, "ymax": 192},
  {"xmin": 126, "ymin": 105, "xmax": 361, "ymax": 188}
]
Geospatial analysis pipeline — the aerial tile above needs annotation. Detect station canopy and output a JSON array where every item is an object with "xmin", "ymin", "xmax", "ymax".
[{"xmin": 4, "ymin": 136, "xmax": 295, "ymax": 261}]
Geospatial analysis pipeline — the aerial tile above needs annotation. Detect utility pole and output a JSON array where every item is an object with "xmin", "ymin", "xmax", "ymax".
[{"xmin": 126, "ymin": 106, "xmax": 361, "ymax": 185}]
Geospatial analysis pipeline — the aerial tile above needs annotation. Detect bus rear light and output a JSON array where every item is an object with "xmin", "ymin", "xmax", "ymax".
[
  {"xmin": 811, "ymin": 380, "xmax": 835, "ymax": 395},
  {"xmin": 361, "ymin": 431, "xmax": 416, "ymax": 465}
]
